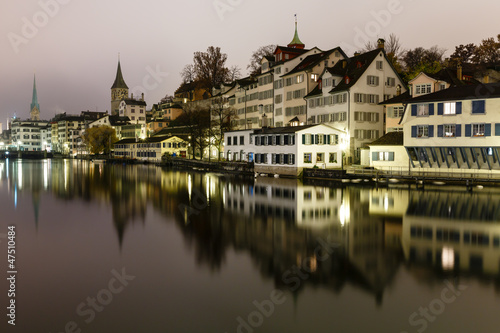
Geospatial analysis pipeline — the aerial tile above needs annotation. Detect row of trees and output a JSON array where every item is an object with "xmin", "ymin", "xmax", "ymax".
[{"xmin": 365, "ymin": 33, "xmax": 500, "ymax": 81}]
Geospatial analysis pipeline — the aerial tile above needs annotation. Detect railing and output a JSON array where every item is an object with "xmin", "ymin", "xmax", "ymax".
[{"xmin": 346, "ymin": 166, "xmax": 500, "ymax": 180}]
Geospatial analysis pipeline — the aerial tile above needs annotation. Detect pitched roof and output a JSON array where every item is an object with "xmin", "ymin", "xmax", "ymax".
[
  {"xmin": 379, "ymin": 91, "xmax": 411, "ymax": 105},
  {"xmin": 111, "ymin": 61, "xmax": 128, "ymax": 89},
  {"xmin": 122, "ymin": 99, "xmax": 147, "ymax": 106},
  {"xmin": 368, "ymin": 131, "xmax": 403, "ymax": 146},
  {"xmin": 406, "ymin": 82, "xmax": 500, "ymax": 103},
  {"xmin": 327, "ymin": 49, "xmax": 383, "ymax": 94},
  {"xmin": 304, "ymin": 84, "xmax": 322, "ymax": 98},
  {"xmin": 253, "ymin": 124, "xmax": 316, "ymax": 134}
]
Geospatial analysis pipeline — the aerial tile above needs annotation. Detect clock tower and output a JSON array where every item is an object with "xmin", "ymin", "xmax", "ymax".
[
  {"xmin": 30, "ymin": 75, "xmax": 40, "ymax": 121},
  {"xmin": 111, "ymin": 60, "xmax": 129, "ymax": 115}
]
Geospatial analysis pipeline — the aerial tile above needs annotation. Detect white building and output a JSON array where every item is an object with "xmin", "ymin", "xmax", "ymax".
[
  {"xmin": 225, "ymin": 124, "xmax": 345, "ymax": 176},
  {"xmin": 305, "ymin": 42, "xmax": 407, "ymax": 164},
  {"xmin": 113, "ymin": 135, "xmax": 190, "ymax": 162},
  {"xmin": 401, "ymin": 82, "xmax": 500, "ymax": 173}
]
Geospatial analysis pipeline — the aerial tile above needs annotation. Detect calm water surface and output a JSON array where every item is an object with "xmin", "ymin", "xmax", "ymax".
[{"xmin": 0, "ymin": 159, "xmax": 499, "ymax": 333}]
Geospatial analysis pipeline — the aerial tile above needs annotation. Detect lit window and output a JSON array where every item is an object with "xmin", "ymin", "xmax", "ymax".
[
  {"xmin": 473, "ymin": 123, "xmax": 485, "ymax": 136},
  {"xmin": 444, "ymin": 103, "xmax": 456, "ymax": 115},
  {"xmin": 444, "ymin": 124, "xmax": 456, "ymax": 137}
]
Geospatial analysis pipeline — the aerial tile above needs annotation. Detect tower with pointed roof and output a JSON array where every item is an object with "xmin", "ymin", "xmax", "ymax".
[
  {"xmin": 30, "ymin": 75, "xmax": 40, "ymax": 121},
  {"xmin": 287, "ymin": 15, "xmax": 305, "ymax": 49},
  {"xmin": 111, "ymin": 60, "xmax": 129, "ymax": 115}
]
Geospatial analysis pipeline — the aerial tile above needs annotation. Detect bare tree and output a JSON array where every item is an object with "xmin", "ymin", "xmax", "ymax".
[
  {"xmin": 247, "ymin": 45, "xmax": 276, "ymax": 76},
  {"xmin": 180, "ymin": 64, "xmax": 195, "ymax": 83},
  {"xmin": 193, "ymin": 46, "xmax": 230, "ymax": 95},
  {"xmin": 210, "ymin": 96, "xmax": 237, "ymax": 161},
  {"xmin": 228, "ymin": 65, "xmax": 242, "ymax": 82}
]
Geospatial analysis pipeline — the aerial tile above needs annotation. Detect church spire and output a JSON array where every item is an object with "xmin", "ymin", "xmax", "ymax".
[
  {"xmin": 111, "ymin": 60, "xmax": 129, "ymax": 89},
  {"xmin": 30, "ymin": 74, "xmax": 41, "ymax": 121},
  {"xmin": 288, "ymin": 14, "xmax": 305, "ymax": 49},
  {"xmin": 31, "ymin": 75, "xmax": 39, "ymax": 112}
]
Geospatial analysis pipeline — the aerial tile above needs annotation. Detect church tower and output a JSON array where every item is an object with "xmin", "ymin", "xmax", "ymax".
[
  {"xmin": 30, "ymin": 75, "xmax": 40, "ymax": 121},
  {"xmin": 111, "ymin": 60, "xmax": 129, "ymax": 115},
  {"xmin": 287, "ymin": 15, "xmax": 305, "ymax": 49}
]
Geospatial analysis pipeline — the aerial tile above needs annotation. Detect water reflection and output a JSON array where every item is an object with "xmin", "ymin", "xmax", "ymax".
[{"xmin": 1, "ymin": 159, "xmax": 499, "ymax": 301}]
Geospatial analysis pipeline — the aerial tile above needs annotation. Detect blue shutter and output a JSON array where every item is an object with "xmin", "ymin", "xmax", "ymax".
[
  {"xmin": 429, "ymin": 104, "xmax": 434, "ymax": 115},
  {"xmin": 465, "ymin": 124, "xmax": 472, "ymax": 137},
  {"xmin": 456, "ymin": 124, "xmax": 462, "ymax": 137},
  {"xmin": 472, "ymin": 100, "xmax": 485, "ymax": 114},
  {"xmin": 372, "ymin": 152, "xmax": 379, "ymax": 161},
  {"xmin": 302, "ymin": 134, "xmax": 305, "ymax": 144},
  {"xmin": 485, "ymin": 123, "xmax": 492, "ymax": 136},
  {"xmin": 437, "ymin": 125, "xmax": 443, "ymax": 137},
  {"xmin": 388, "ymin": 152, "xmax": 395, "ymax": 161},
  {"xmin": 495, "ymin": 123, "xmax": 500, "ymax": 136},
  {"xmin": 411, "ymin": 105, "xmax": 417, "ymax": 116},
  {"xmin": 428, "ymin": 125, "xmax": 434, "ymax": 137},
  {"xmin": 438, "ymin": 103, "xmax": 443, "ymax": 115},
  {"xmin": 456, "ymin": 102, "xmax": 462, "ymax": 114},
  {"xmin": 411, "ymin": 126, "xmax": 417, "ymax": 137}
]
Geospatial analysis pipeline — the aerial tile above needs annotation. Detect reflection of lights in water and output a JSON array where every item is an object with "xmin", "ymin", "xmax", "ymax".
[
  {"xmin": 64, "ymin": 160, "xmax": 69, "ymax": 190},
  {"xmin": 339, "ymin": 202, "xmax": 350, "ymax": 226},
  {"xmin": 222, "ymin": 186, "xmax": 226, "ymax": 205},
  {"xmin": 188, "ymin": 174, "xmax": 192, "ymax": 201},
  {"xmin": 442, "ymin": 247, "xmax": 455, "ymax": 270},
  {"xmin": 43, "ymin": 160, "xmax": 48, "ymax": 189},
  {"xmin": 384, "ymin": 195, "xmax": 389, "ymax": 211},
  {"xmin": 14, "ymin": 185, "xmax": 17, "ymax": 209},
  {"xmin": 206, "ymin": 175, "xmax": 210, "ymax": 201},
  {"xmin": 17, "ymin": 160, "xmax": 22, "ymax": 190}
]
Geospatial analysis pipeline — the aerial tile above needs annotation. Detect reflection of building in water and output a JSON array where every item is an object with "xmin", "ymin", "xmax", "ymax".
[
  {"xmin": 402, "ymin": 190, "xmax": 500, "ymax": 276},
  {"xmin": 221, "ymin": 178, "xmax": 401, "ymax": 301},
  {"xmin": 223, "ymin": 177, "xmax": 344, "ymax": 229}
]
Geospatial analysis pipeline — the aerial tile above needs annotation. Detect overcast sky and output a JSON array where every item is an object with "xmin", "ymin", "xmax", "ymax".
[{"xmin": 1, "ymin": 0, "xmax": 499, "ymax": 126}]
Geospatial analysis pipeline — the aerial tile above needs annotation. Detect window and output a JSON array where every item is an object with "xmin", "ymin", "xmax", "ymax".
[
  {"xmin": 376, "ymin": 61, "xmax": 383, "ymax": 70},
  {"xmin": 240, "ymin": 136, "xmax": 244, "ymax": 145},
  {"xmin": 393, "ymin": 106, "xmax": 404, "ymax": 118},
  {"xmin": 417, "ymin": 104, "xmax": 429, "ymax": 116},
  {"xmin": 444, "ymin": 102, "xmax": 456, "ymax": 115},
  {"xmin": 329, "ymin": 152, "xmax": 337, "ymax": 163},
  {"xmin": 386, "ymin": 77, "xmax": 396, "ymax": 87},
  {"xmin": 317, "ymin": 153, "xmax": 324, "ymax": 162},
  {"xmin": 275, "ymin": 67, "xmax": 281, "ymax": 74},
  {"xmin": 311, "ymin": 74, "xmax": 319, "ymax": 81},
  {"xmin": 296, "ymin": 74, "xmax": 304, "ymax": 83},
  {"xmin": 418, "ymin": 125, "xmax": 429, "ymax": 138},
  {"xmin": 233, "ymin": 136, "xmax": 238, "ymax": 145},
  {"xmin": 444, "ymin": 124, "xmax": 456, "ymax": 137},
  {"xmin": 473, "ymin": 123, "xmax": 485, "ymax": 136},
  {"xmin": 372, "ymin": 152, "xmax": 395, "ymax": 161},
  {"xmin": 367, "ymin": 75, "xmax": 379, "ymax": 86},
  {"xmin": 439, "ymin": 83, "xmax": 446, "ymax": 90},
  {"xmin": 275, "ymin": 94, "xmax": 282, "ymax": 104},
  {"xmin": 415, "ymin": 84, "xmax": 432, "ymax": 95},
  {"xmin": 304, "ymin": 153, "xmax": 312, "ymax": 163}
]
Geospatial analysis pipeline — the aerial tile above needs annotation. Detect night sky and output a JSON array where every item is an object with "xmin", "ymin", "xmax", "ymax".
[{"xmin": 1, "ymin": 0, "xmax": 498, "ymax": 124}]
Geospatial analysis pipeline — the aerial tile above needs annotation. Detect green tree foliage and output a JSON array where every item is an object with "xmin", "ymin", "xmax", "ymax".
[
  {"xmin": 472, "ymin": 35, "xmax": 500, "ymax": 64},
  {"xmin": 82, "ymin": 126, "xmax": 118, "ymax": 155},
  {"xmin": 402, "ymin": 46, "xmax": 446, "ymax": 80},
  {"xmin": 172, "ymin": 105, "xmax": 210, "ymax": 160}
]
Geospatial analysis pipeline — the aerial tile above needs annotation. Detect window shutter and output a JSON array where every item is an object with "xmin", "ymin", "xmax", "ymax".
[
  {"xmin": 411, "ymin": 126, "xmax": 417, "ymax": 138},
  {"xmin": 291, "ymin": 135, "xmax": 295, "ymax": 145},
  {"xmin": 292, "ymin": 154, "xmax": 295, "ymax": 165},
  {"xmin": 472, "ymin": 100, "xmax": 485, "ymax": 114},
  {"xmin": 465, "ymin": 124, "xmax": 472, "ymax": 137},
  {"xmin": 315, "ymin": 134, "xmax": 319, "ymax": 144},
  {"xmin": 429, "ymin": 104, "xmax": 434, "ymax": 116},
  {"xmin": 411, "ymin": 105, "xmax": 417, "ymax": 116},
  {"xmin": 485, "ymin": 123, "xmax": 492, "ymax": 136},
  {"xmin": 372, "ymin": 152, "xmax": 379, "ymax": 161},
  {"xmin": 437, "ymin": 103, "xmax": 443, "ymax": 115},
  {"xmin": 456, "ymin": 124, "xmax": 462, "ymax": 137},
  {"xmin": 302, "ymin": 134, "xmax": 305, "ymax": 144},
  {"xmin": 437, "ymin": 125, "xmax": 443, "ymax": 137},
  {"xmin": 456, "ymin": 102, "xmax": 462, "ymax": 114},
  {"xmin": 388, "ymin": 152, "xmax": 394, "ymax": 161},
  {"xmin": 428, "ymin": 125, "xmax": 434, "ymax": 137},
  {"xmin": 323, "ymin": 134, "xmax": 327, "ymax": 144},
  {"xmin": 327, "ymin": 135, "xmax": 331, "ymax": 144},
  {"xmin": 495, "ymin": 123, "xmax": 500, "ymax": 136}
]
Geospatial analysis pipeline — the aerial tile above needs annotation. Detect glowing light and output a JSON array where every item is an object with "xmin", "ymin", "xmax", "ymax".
[
  {"xmin": 442, "ymin": 247, "xmax": 455, "ymax": 270},
  {"xmin": 339, "ymin": 202, "xmax": 350, "ymax": 226},
  {"xmin": 188, "ymin": 174, "xmax": 192, "ymax": 201},
  {"xmin": 17, "ymin": 160, "xmax": 22, "ymax": 190}
]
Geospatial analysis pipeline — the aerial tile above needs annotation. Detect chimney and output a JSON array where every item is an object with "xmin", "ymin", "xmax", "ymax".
[
  {"xmin": 342, "ymin": 60, "xmax": 347, "ymax": 68},
  {"xmin": 396, "ymin": 84, "xmax": 401, "ymax": 96},
  {"xmin": 457, "ymin": 63, "xmax": 463, "ymax": 80},
  {"xmin": 262, "ymin": 113, "xmax": 268, "ymax": 128},
  {"xmin": 131, "ymin": 93, "xmax": 134, "ymax": 99},
  {"xmin": 377, "ymin": 38, "xmax": 385, "ymax": 49},
  {"xmin": 141, "ymin": 93, "xmax": 144, "ymax": 101}
]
